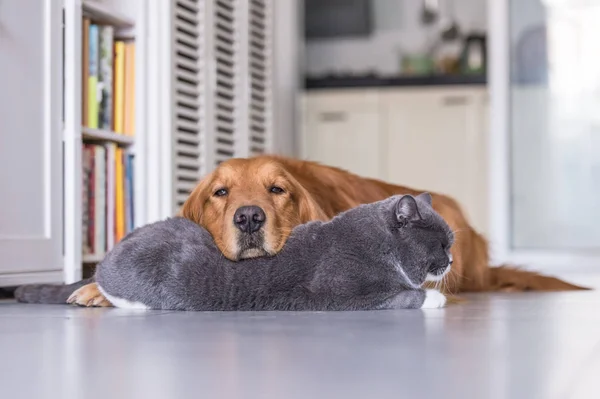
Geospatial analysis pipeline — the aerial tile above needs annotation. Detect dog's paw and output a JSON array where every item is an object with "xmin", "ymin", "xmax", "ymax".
[
  {"xmin": 421, "ymin": 289, "xmax": 447, "ymax": 309},
  {"xmin": 67, "ymin": 283, "xmax": 112, "ymax": 307}
]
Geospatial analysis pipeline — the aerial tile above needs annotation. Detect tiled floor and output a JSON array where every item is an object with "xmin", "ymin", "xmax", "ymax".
[{"xmin": 1, "ymin": 273, "xmax": 599, "ymax": 399}]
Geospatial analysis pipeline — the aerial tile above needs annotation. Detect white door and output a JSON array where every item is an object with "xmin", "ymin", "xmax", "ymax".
[
  {"xmin": 382, "ymin": 88, "xmax": 488, "ymax": 234},
  {"xmin": 0, "ymin": 0, "xmax": 63, "ymax": 282},
  {"xmin": 303, "ymin": 91, "xmax": 383, "ymax": 179}
]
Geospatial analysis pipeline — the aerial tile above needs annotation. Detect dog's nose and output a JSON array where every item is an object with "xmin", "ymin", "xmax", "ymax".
[{"xmin": 234, "ymin": 206, "xmax": 266, "ymax": 234}]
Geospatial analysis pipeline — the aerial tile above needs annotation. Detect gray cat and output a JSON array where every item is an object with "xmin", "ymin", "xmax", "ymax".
[{"xmin": 16, "ymin": 193, "xmax": 454, "ymax": 311}]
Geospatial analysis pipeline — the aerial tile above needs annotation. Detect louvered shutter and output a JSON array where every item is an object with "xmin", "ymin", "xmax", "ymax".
[
  {"xmin": 213, "ymin": 0, "xmax": 237, "ymax": 165},
  {"xmin": 169, "ymin": 0, "xmax": 275, "ymax": 214},
  {"xmin": 247, "ymin": 0, "xmax": 272, "ymax": 156},
  {"xmin": 172, "ymin": 0, "xmax": 209, "ymax": 211}
]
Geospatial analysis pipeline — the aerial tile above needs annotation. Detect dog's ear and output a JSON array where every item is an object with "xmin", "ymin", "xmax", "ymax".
[
  {"xmin": 179, "ymin": 171, "xmax": 214, "ymax": 224},
  {"xmin": 298, "ymin": 188, "xmax": 328, "ymax": 222},
  {"xmin": 285, "ymin": 171, "xmax": 328, "ymax": 222}
]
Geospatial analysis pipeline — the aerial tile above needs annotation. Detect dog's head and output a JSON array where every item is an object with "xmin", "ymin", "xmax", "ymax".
[{"xmin": 180, "ymin": 157, "xmax": 327, "ymax": 260}]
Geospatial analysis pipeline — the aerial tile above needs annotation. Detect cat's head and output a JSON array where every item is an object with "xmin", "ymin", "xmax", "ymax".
[{"xmin": 377, "ymin": 193, "xmax": 454, "ymax": 288}]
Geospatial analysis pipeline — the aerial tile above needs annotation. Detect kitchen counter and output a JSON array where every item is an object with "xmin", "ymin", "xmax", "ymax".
[{"xmin": 305, "ymin": 74, "xmax": 486, "ymax": 90}]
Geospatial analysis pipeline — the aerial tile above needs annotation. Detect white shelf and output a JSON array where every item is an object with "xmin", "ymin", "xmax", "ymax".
[
  {"xmin": 82, "ymin": 127, "xmax": 134, "ymax": 146},
  {"xmin": 82, "ymin": 253, "xmax": 105, "ymax": 263},
  {"xmin": 82, "ymin": 1, "xmax": 135, "ymax": 29}
]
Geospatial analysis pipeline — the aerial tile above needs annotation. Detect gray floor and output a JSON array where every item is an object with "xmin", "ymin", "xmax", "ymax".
[{"xmin": 1, "ymin": 274, "xmax": 599, "ymax": 399}]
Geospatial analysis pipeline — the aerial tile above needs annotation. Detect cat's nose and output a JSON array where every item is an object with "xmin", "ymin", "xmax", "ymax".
[
  {"xmin": 429, "ymin": 263, "xmax": 448, "ymax": 274},
  {"xmin": 234, "ymin": 206, "xmax": 266, "ymax": 234}
]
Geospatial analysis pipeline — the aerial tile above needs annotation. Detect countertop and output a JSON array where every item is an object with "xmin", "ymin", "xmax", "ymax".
[{"xmin": 305, "ymin": 74, "xmax": 487, "ymax": 90}]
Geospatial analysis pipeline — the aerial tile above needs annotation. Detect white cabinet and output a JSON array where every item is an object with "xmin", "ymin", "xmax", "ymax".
[
  {"xmin": 302, "ymin": 90, "xmax": 383, "ymax": 179},
  {"xmin": 301, "ymin": 86, "xmax": 489, "ymax": 235},
  {"xmin": 382, "ymin": 87, "xmax": 488, "ymax": 234},
  {"xmin": 0, "ymin": 0, "xmax": 64, "ymax": 284}
]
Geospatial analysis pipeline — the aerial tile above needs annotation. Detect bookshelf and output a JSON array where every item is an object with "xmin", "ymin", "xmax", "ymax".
[
  {"xmin": 82, "ymin": 1, "xmax": 135, "ymax": 30},
  {"xmin": 82, "ymin": 253, "xmax": 106, "ymax": 264},
  {"xmin": 82, "ymin": 127, "xmax": 135, "ymax": 146},
  {"xmin": 63, "ymin": 0, "xmax": 146, "ymax": 283}
]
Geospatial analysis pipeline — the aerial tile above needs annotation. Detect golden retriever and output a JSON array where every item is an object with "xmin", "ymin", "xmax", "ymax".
[
  {"xmin": 179, "ymin": 157, "xmax": 327, "ymax": 260},
  {"xmin": 69, "ymin": 155, "xmax": 585, "ymax": 307}
]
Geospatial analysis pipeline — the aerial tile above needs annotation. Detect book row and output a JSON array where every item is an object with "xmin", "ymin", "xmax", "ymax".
[
  {"xmin": 82, "ymin": 144, "xmax": 134, "ymax": 256},
  {"xmin": 83, "ymin": 18, "xmax": 135, "ymax": 135}
]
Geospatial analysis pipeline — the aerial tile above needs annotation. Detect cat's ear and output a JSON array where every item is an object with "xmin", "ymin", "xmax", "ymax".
[
  {"xmin": 395, "ymin": 195, "xmax": 422, "ymax": 223},
  {"xmin": 417, "ymin": 192, "xmax": 432, "ymax": 206}
]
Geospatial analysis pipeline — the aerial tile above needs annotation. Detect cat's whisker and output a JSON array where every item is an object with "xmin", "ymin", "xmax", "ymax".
[
  {"xmin": 444, "ymin": 270, "xmax": 460, "ymax": 295},
  {"xmin": 448, "ymin": 269, "xmax": 469, "ymax": 294},
  {"xmin": 445, "ymin": 274, "xmax": 457, "ymax": 296},
  {"xmin": 441, "ymin": 275, "xmax": 452, "ymax": 296}
]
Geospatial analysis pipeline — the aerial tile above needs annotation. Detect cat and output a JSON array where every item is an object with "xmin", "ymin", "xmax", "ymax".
[{"xmin": 16, "ymin": 193, "xmax": 454, "ymax": 311}]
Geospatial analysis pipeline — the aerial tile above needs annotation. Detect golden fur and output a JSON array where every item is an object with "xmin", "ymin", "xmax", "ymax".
[{"xmin": 180, "ymin": 157, "xmax": 327, "ymax": 260}]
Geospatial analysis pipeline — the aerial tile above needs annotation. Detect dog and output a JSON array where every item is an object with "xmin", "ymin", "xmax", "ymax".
[
  {"xmin": 179, "ymin": 157, "xmax": 327, "ymax": 260},
  {"xmin": 65, "ymin": 155, "xmax": 586, "ymax": 307}
]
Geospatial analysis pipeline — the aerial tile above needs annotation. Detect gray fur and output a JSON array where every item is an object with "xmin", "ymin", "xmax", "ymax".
[{"xmin": 96, "ymin": 194, "xmax": 454, "ymax": 311}]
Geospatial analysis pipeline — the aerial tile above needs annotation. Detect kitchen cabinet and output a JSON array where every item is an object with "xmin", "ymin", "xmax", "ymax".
[
  {"xmin": 381, "ymin": 87, "xmax": 488, "ymax": 234},
  {"xmin": 301, "ymin": 90, "xmax": 383, "ymax": 179},
  {"xmin": 301, "ymin": 86, "xmax": 489, "ymax": 234}
]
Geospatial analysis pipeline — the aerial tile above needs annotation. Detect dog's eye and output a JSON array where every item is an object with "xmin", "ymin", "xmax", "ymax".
[
  {"xmin": 269, "ymin": 186, "xmax": 285, "ymax": 194},
  {"xmin": 214, "ymin": 188, "xmax": 228, "ymax": 197}
]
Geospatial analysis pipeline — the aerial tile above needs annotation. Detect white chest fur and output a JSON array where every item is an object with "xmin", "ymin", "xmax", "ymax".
[{"xmin": 97, "ymin": 285, "xmax": 150, "ymax": 310}]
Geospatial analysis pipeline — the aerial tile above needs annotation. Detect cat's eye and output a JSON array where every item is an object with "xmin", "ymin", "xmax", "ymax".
[
  {"xmin": 269, "ymin": 186, "xmax": 285, "ymax": 194},
  {"xmin": 214, "ymin": 188, "xmax": 228, "ymax": 197},
  {"xmin": 396, "ymin": 218, "xmax": 408, "ymax": 228}
]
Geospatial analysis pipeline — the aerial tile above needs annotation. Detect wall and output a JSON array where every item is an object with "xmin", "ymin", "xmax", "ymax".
[
  {"xmin": 273, "ymin": 0, "xmax": 304, "ymax": 157},
  {"xmin": 305, "ymin": 0, "xmax": 487, "ymax": 76}
]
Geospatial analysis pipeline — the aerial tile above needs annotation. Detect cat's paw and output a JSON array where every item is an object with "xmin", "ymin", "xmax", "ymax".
[{"xmin": 421, "ymin": 289, "xmax": 447, "ymax": 309}]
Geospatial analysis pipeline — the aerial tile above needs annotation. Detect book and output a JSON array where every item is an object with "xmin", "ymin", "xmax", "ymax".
[
  {"xmin": 121, "ymin": 151, "xmax": 128, "ymax": 235},
  {"xmin": 82, "ymin": 144, "xmax": 92, "ymax": 254},
  {"xmin": 113, "ymin": 41, "xmax": 126, "ymax": 134},
  {"xmin": 87, "ymin": 145, "xmax": 96, "ymax": 254},
  {"xmin": 115, "ymin": 147, "xmax": 125, "ymax": 241},
  {"xmin": 82, "ymin": 18, "xmax": 90, "ymax": 127},
  {"xmin": 129, "ymin": 154, "xmax": 135, "ymax": 230},
  {"xmin": 124, "ymin": 42, "xmax": 136, "ymax": 136},
  {"xmin": 94, "ymin": 146, "xmax": 106, "ymax": 254},
  {"xmin": 126, "ymin": 153, "xmax": 135, "ymax": 232},
  {"xmin": 123, "ymin": 152, "xmax": 134, "ymax": 233},
  {"xmin": 88, "ymin": 24, "xmax": 100, "ymax": 129},
  {"xmin": 105, "ymin": 144, "xmax": 116, "ymax": 251},
  {"xmin": 99, "ymin": 26, "xmax": 114, "ymax": 130}
]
